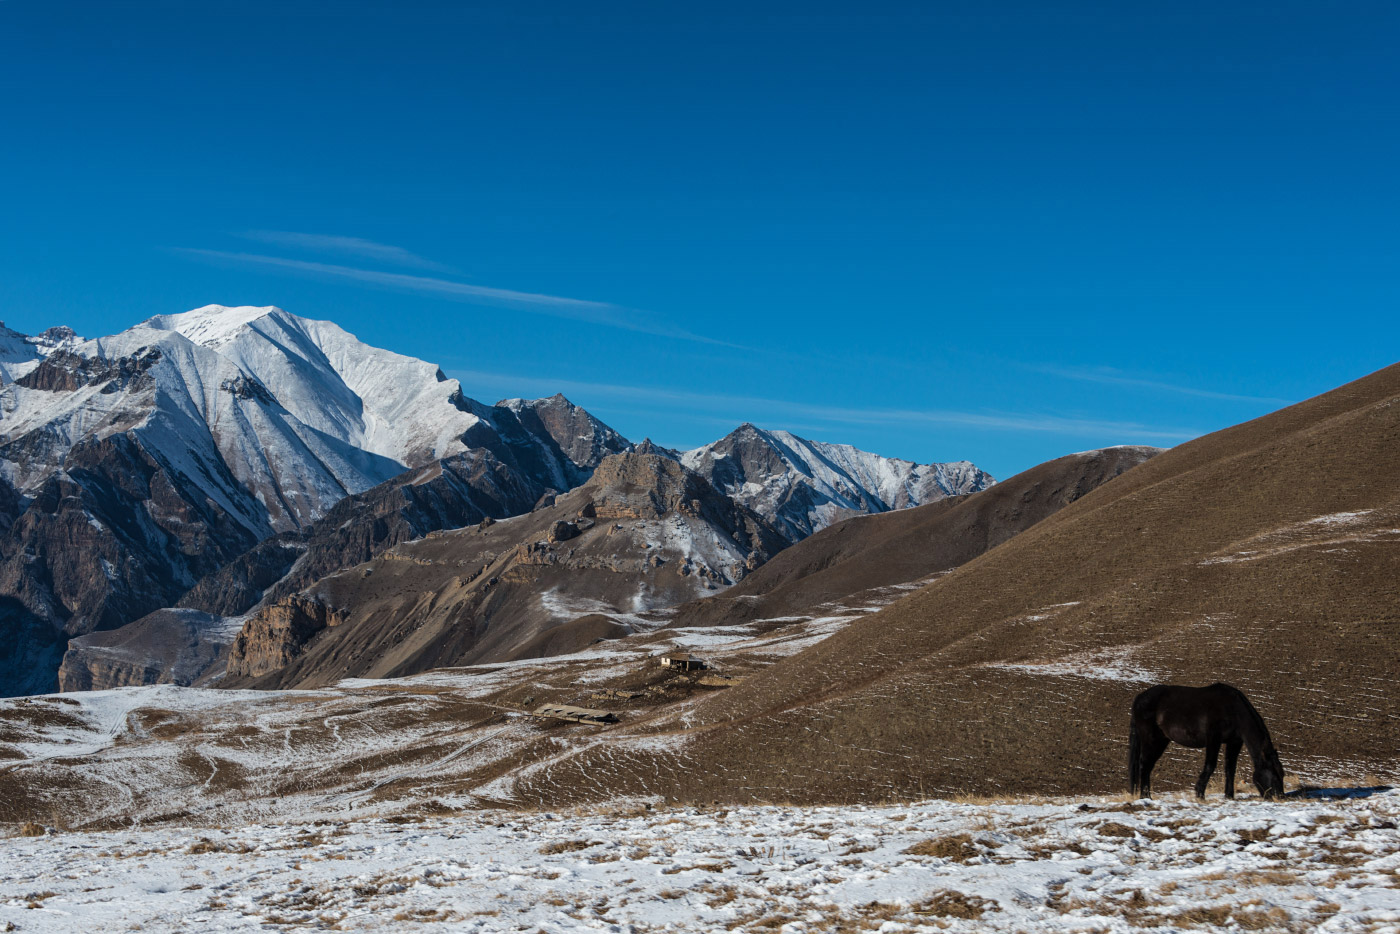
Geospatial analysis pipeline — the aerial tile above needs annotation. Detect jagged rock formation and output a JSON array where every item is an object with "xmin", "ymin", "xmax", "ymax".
[
  {"xmin": 681, "ymin": 423, "xmax": 994, "ymax": 540},
  {"xmin": 50, "ymin": 429, "xmax": 627, "ymax": 695},
  {"xmin": 221, "ymin": 453, "xmax": 788, "ymax": 689},
  {"xmin": 496, "ymin": 394, "xmax": 631, "ymax": 490},
  {"xmin": 0, "ymin": 431, "xmax": 266, "ymax": 695},
  {"xmin": 0, "ymin": 322, "xmax": 79, "ymax": 383}
]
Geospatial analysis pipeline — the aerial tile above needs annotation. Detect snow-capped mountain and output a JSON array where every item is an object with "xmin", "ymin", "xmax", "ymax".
[
  {"xmin": 0, "ymin": 306, "xmax": 623, "ymax": 533},
  {"xmin": 143, "ymin": 305, "xmax": 494, "ymax": 489},
  {"xmin": 0, "ymin": 306, "xmax": 630, "ymax": 695},
  {"xmin": 680, "ymin": 423, "xmax": 995, "ymax": 541},
  {"xmin": 1, "ymin": 305, "xmax": 497, "ymax": 532}
]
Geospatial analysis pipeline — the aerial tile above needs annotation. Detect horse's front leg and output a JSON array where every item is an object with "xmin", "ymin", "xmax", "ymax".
[
  {"xmin": 1139, "ymin": 731, "xmax": 1169, "ymax": 799},
  {"xmin": 1223, "ymin": 740, "xmax": 1242, "ymax": 799},
  {"xmin": 1195, "ymin": 741, "xmax": 1220, "ymax": 799}
]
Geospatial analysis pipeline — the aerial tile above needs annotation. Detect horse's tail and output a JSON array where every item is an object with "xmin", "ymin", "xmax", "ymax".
[{"xmin": 1128, "ymin": 719, "xmax": 1141, "ymax": 795}]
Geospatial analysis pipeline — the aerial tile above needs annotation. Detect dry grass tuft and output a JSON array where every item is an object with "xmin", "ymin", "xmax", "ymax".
[
  {"xmin": 911, "ymin": 889, "xmax": 998, "ymax": 919},
  {"xmin": 391, "ymin": 907, "xmax": 461, "ymax": 923},
  {"xmin": 1166, "ymin": 903, "xmax": 1292, "ymax": 931},
  {"xmin": 903, "ymin": 832, "xmax": 984, "ymax": 862},
  {"xmin": 1231, "ymin": 869, "xmax": 1299, "ymax": 887},
  {"xmin": 539, "ymin": 839, "xmax": 598, "ymax": 855},
  {"xmin": 188, "ymin": 838, "xmax": 253, "ymax": 855},
  {"xmin": 1095, "ymin": 821, "xmax": 1138, "ymax": 838}
]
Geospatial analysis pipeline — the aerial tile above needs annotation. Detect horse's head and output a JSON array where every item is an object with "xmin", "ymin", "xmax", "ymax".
[{"xmin": 1253, "ymin": 747, "xmax": 1286, "ymax": 799}]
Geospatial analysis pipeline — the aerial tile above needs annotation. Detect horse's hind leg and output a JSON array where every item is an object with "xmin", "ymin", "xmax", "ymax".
[
  {"xmin": 1223, "ymin": 739, "xmax": 1242, "ymax": 799},
  {"xmin": 1195, "ymin": 741, "xmax": 1221, "ymax": 799}
]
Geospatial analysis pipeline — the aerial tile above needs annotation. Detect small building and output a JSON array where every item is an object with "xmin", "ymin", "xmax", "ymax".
[
  {"xmin": 659, "ymin": 652, "xmax": 707, "ymax": 672},
  {"xmin": 532, "ymin": 704, "xmax": 619, "ymax": 725}
]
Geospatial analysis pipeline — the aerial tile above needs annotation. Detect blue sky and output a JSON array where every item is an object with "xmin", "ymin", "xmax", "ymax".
[{"xmin": 2, "ymin": 2, "xmax": 1397, "ymax": 479}]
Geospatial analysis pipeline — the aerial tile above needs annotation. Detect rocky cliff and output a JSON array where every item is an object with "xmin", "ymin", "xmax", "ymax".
[{"xmin": 225, "ymin": 596, "xmax": 349, "ymax": 680}]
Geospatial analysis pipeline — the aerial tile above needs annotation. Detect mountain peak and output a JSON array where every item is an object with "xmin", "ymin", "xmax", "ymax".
[
  {"xmin": 142, "ymin": 305, "xmax": 286, "ymax": 347},
  {"xmin": 496, "ymin": 392, "xmax": 578, "ymax": 411},
  {"xmin": 682, "ymin": 424, "xmax": 996, "ymax": 540}
]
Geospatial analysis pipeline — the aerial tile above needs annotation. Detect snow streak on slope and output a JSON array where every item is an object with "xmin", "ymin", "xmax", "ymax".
[{"xmin": 682, "ymin": 423, "xmax": 995, "ymax": 539}]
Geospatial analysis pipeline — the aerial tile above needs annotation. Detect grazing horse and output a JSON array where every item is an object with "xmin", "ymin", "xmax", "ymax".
[{"xmin": 1129, "ymin": 683, "xmax": 1285, "ymax": 799}]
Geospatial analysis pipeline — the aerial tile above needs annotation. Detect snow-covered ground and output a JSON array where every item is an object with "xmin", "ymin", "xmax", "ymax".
[{"xmin": 3, "ymin": 791, "xmax": 1397, "ymax": 932}]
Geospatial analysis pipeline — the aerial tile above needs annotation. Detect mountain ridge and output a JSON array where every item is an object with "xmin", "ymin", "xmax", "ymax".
[{"xmin": 1, "ymin": 304, "xmax": 993, "ymax": 697}]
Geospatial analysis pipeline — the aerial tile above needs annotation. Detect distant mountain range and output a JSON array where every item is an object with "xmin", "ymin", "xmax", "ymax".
[{"xmin": 0, "ymin": 305, "xmax": 993, "ymax": 696}]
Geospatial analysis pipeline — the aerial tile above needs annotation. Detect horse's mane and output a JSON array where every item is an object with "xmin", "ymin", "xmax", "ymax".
[{"xmin": 1229, "ymin": 685, "xmax": 1278, "ymax": 760}]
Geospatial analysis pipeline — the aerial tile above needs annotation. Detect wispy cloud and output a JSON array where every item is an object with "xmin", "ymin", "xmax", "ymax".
[
  {"xmin": 1034, "ymin": 364, "xmax": 1292, "ymax": 406},
  {"xmin": 451, "ymin": 368, "xmax": 1203, "ymax": 442},
  {"xmin": 235, "ymin": 231, "xmax": 453, "ymax": 272},
  {"xmin": 174, "ymin": 249, "xmax": 736, "ymax": 347}
]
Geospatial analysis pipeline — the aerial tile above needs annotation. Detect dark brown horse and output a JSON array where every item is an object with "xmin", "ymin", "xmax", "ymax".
[{"xmin": 1129, "ymin": 683, "xmax": 1285, "ymax": 799}]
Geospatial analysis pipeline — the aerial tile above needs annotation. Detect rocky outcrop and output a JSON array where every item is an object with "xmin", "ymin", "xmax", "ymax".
[
  {"xmin": 176, "ymin": 535, "xmax": 308, "ymax": 617},
  {"xmin": 225, "ymin": 596, "xmax": 348, "ymax": 680},
  {"xmin": 590, "ymin": 454, "xmax": 787, "ymax": 562},
  {"xmin": 14, "ymin": 347, "xmax": 161, "ymax": 394},
  {"xmin": 547, "ymin": 520, "xmax": 580, "ymax": 543},
  {"xmin": 255, "ymin": 446, "xmax": 549, "ymax": 607}
]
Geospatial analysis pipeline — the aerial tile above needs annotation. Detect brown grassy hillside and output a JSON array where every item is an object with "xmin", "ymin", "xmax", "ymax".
[
  {"xmin": 668, "ymin": 445, "xmax": 1161, "ymax": 629},
  {"xmin": 509, "ymin": 363, "xmax": 1400, "ymax": 805}
]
